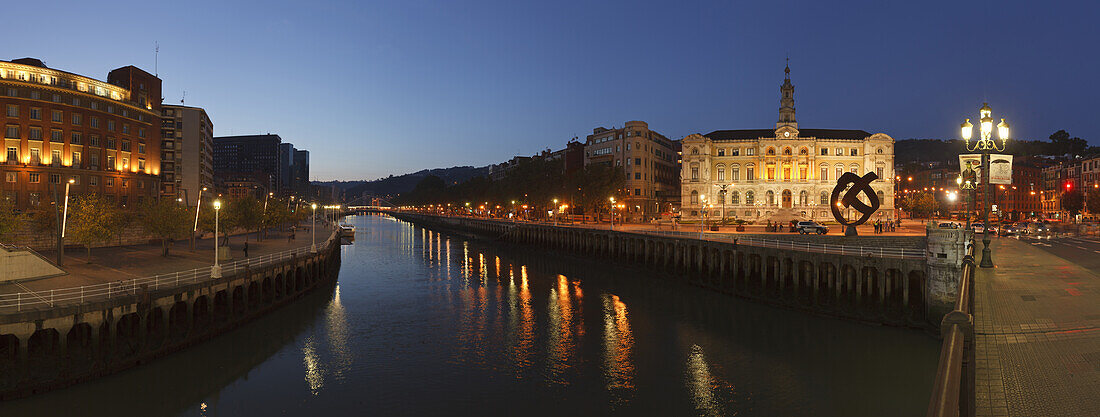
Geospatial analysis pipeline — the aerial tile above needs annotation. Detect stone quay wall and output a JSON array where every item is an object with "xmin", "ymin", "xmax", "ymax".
[
  {"xmin": 0, "ymin": 232, "xmax": 343, "ymax": 400},
  {"xmin": 391, "ymin": 212, "xmax": 939, "ymax": 329}
]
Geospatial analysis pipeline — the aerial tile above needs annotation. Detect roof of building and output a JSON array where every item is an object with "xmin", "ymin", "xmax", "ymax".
[{"xmin": 704, "ymin": 128, "xmax": 872, "ymax": 141}]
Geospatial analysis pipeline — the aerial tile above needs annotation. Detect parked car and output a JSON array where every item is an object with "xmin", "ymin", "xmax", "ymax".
[
  {"xmin": 972, "ymin": 223, "xmax": 985, "ymax": 233},
  {"xmin": 796, "ymin": 221, "xmax": 829, "ymax": 234},
  {"xmin": 938, "ymin": 222, "xmax": 961, "ymax": 229},
  {"xmin": 999, "ymin": 223, "xmax": 1019, "ymax": 236}
]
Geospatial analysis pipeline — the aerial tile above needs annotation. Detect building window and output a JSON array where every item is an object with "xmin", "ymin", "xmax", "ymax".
[
  {"xmin": 73, "ymin": 151, "xmax": 81, "ymax": 167},
  {"xmin": 90, "ymin": 135, "xmax": 100, "ymax": 147},
  {"xmin": 29, "ymin": 127, "xmax": 42, "ymax": 140},
  {"xmin": 690, "ymin": 190, "xmax": 698, "ymax": 204},
  {"xmin": 71, "ymin": 113, "xmax": 82, "ymax": 125},
  {"xmin": 29, "ymin": 107, "xmax": 40, "ymax": 120},
  {"xmin": 6, "ymin": 105, "xmax": 18, "ymax": 118},
  {"xmin": 48, "ymin": 173, "xmax": 59, "ymax": 184},
  {"xmin": 51, "ymin": 129, "xmax": 62, "ymax": 141},
  {"xmin": 767, "ymin": 167, "xmax": 775, "ymax": 180},
  {"xmin": 108, "ymin": 120, "xmax": 115, "ymax": 131},
  {"xmin": 634, "ymin": 172, "xmax": 641, "ymax": 180},
  {"xmin": 691, "ymin": 166, "xmax": 699, "ymax": 181},
  {"xmin": 835, "ymin": 148, "xmax": 843, "ymax": 156},
  {"xmin": 746, "ymin": 148, "xmax": 755, "ymax": 156},
  {"xmin": 820, "ymin": 192, "xmax": 828, "ymax": 205},
  {"xmin": 783, "ymin": 147, "xmax": 792, "ymax": 156},
  {"xmin": 821, "ymin": 166, "xmax": 828, "ymax": 181},
  {"xmin": 52, "ymin": 110, "xmax": 63, "ymax": 123},
  {"xmin": 717, "ymin": 168, "xmax": 725, "ymax": 181},
  {"xmin": 821, "ymin": 148, "xmax": 828, "ymax": 155},
  {"xmin": 5, "ymin": 147, "xmax": 16, "ymax": 161},
  {"xmin": 767, "ymin": 147, "xmax": 775, "ymax": 156},
  {"xmin": 745, "ymin": 191, "xmax": 755, "ymax": 205},
  {"xmin": 731, "ymin": 168, "xmax": 739, "ymax": 181},
  {"xmin": 717, "ymin": 149, "xmax": 725, "ymax": 156},
  {"xmin": 90, "ymin": 117, "xmax": 99, "ymax": 128},
  {"xmin": 89, "ymin": 176, "xmax": 98, "ymax": 186},
  {"xmin": 747, "ymin": 167, "xmax": 755, "ymax": 180},
  {"xmin": 799, "ymin": 147, "xmax": 808, "ymax": 155},
  {"xmin": 30, "ymin": 148, "xmax": 40, "ymax": 164},
  {"xmin": 634, "ymin": 188, "xmax": 640, "ymax": 196},
  {"xmin": 850, "ymin": 148, "xmax": 858, "ymax": 156},
  {"xmin": 137, "ymin": 159, "xmax": 145, "ymax": 171},
  {"xmin": 876, "ymin": 166, "xmax": 884, "ymax": 178},
  {"xmin": 766, "ymin": 190, "xmax": 775, "ymax": 205},
  {"xmin": 836, "ymin": 167, "xmax": 843, "ymax": 180},
  {"xmin": 106, "ymin": 177, "xmax": 114, "ymax": 187},
  {"xmin": 106, "ymin": 155, "xmax": 115, "ymax": 169},
  {"xmin": 29, "ymin": 173, "xmax": 40, "ymax": 183},
  {"xmin": 730, "ymin": 191, "xmax": 740, "ymax": 205},
  {"xmin": 4, "ymin": 172, "xmax": 15, "ymax": 183},
  {"xmin": 51, "ymin": 150, "xmax": 61, "ymax": 165},
  {"xmin": 138, "ymin": 143, "xmax": 145, "ymax": 154},
  {"xmin": 138, "ymin": 128, "xmax": 145, "ymax": 138},
  {"xmin": 71, "ymin": 132, "xmax": 82, "ymax": 145}
]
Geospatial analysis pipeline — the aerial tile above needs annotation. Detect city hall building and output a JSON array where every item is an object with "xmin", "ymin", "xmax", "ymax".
[
  {"xmin": 680, "ymin": 66, "xmax": 895, "ymax": 222},
  {"xmin": 1, "ymin": 58, "xmax": 161, "ymax": 211}
]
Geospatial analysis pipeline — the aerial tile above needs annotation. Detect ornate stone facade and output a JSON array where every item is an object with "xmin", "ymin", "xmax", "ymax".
[{"xmin": 680, "ymin": 66, "xmax": 895, "ymax": 223}]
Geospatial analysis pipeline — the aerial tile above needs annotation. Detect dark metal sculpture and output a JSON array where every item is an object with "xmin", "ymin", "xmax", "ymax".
[{"xmin": 830, "ymin": 172, "xmax": 880, "ymax": 236}]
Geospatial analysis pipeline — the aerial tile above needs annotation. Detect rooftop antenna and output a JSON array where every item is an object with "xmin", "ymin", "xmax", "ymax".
[
  {"xmin": 155, "ymin": 42, "xmax": 159, "ymax": 77},
  {"xmin": 181, "ymin": 90, "xmax": 186, "ymax": 105}
]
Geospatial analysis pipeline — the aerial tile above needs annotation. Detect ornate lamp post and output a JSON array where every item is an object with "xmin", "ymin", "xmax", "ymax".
[
  {"xmin": 961, "ymin": 103, "xmax": 1010, "ymax": 268},
  {"xmin": 609, "ymin": 197, "xmax": 616, "ymax": 230}
]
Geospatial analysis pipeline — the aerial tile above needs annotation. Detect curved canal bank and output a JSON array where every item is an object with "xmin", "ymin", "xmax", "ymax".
[{"xmin": 0, "ymin": 228, "xmax": 343, "ymax": 400}]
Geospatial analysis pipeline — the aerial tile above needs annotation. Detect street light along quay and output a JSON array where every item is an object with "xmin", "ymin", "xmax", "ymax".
[
  {"xmin": 211, "ymin": 200, "xmax": 222, "ymax": 279},
  {"xmin": 311, "ymin": 203, "xmax": 318, "ymax": 253},
  {"xmin": 961, "ymin": 102, "xmax": 1010, "ymax": 268}
]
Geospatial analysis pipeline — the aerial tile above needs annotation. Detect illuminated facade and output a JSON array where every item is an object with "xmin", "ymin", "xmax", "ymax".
[
  {"xmin": 583, "ymin": 120, "xmax": 680, "ymax": 219},
  {"xmin": 680, "ymin": 65, "xmax": 895, "ymax": 222},
  {"xmin": 0, "ymin": 58, "xmax": 161, "ymax": 211}
]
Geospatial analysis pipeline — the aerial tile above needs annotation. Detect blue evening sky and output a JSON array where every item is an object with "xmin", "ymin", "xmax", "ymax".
[{"xmin": 5, "ymin": 0, "xmax": 1097, "ymax": 180}]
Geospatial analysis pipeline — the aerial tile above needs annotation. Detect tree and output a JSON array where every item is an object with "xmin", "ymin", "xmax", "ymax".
[
  {"xmin": 1062, "ymin": 189, "xmax": 1085, "ymax": 219},
  {"xmin": 902, "ymin": 193, "xmax": 941, "ymax": 219},
  {"xmin": 0, "ymin": 199, "xmax": 18, "ymax": 240},
  {"xmin": 68, "ymin": 193, "xmax": 120, "ymax": 261},
  {"xmin": 1048, "ymin": 130, "xmax": 1088, "ymax": 156},
  {"xmin": 229, "ymin": 197, "xmax": 263, "ymax": 241},
  {"xmin": 138, "ymin": 199, "xmax": 190, "ymax": 256},
  {"xmin": 1087, "ymin": 189, "xmax": 1100, "ymax": 217}
]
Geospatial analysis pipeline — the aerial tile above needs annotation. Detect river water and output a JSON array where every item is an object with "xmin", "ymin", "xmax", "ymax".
[{"xmin": 0, "ymin": 213, "xmax": 939, "ymax": 416}]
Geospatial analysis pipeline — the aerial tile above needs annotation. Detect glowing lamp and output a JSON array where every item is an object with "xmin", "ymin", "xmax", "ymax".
[
  {"xmin": 960, "ymin": 119, "xmax": 973, "ymax": 141},
  {"xmin": 997, "ymin": 118, "xmax": 1009, "ymax": 141}
]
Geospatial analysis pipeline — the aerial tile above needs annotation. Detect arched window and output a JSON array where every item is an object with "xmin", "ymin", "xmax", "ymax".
[
  {"xmin": 690, "ymin": 162, "xmax": 699, "ymax": 181},
  {"xmin": 876, "ymin": 147, "xmax": 883, "ymax": 154},
  {"xmin": 766, "ymin": 147, "xmax": 776, "ymax": 156},
  {"xmin": 850, "ymin": 163, "xmax": 859, "ymax": 174},
  {"xmin": 730, "ymin": 164, "xmax": 740, "ymax": 181},
  {"xmin": 690, "ymin": 190, "xmax": 699, "ymax": 204},
  {"xmin": 836, "ymin": 167, "xmax": 843, "ymax": 180},
  {"xmin": 799, "ymin": 190, "xmax": 807, "ymax": 205},
  {"xmin": 799, "ymin": 147, "xmax": 809, "ymax": 155},
  {"xmin": 877, "ymin": 190, "xmax": 885, "ymax": 204},
  {"xmin": 820, "ymin": 163, "xmax": 829, "ymax": 181},
  {"xmin": 766, "ymin": 190, "xmax": 775, "ymax": 206},
  {"xmin": 820, "ymin": 191, "xmax": 828, "ymax": 205},
  {"xmin": 730, "ymin": 191, "xmax": 740, "ymax": 205},
  {"xmin": 745, "ymin": 191, "xmax": 755, "ymax": 205},
  {"xmin": 691, "ymin": 147, "xmax": 699, "ymax": 155},
  {"xmin": 783, "ymin": 147, "xmax": 792, "ymax": 156},
  {"xmin": 717, "ymin": 165, "xmax": 725, "ymax": 181}
]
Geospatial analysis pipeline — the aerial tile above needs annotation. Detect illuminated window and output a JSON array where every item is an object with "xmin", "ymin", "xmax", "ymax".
[
  {"xmin": 30, "ymin": 148, "xmax": 40, "ymax": 164},
  {"xmin": 5, "ymin": 147, "xmax": 16, "ymax": 161},
  {"xmin": 821, "ymin": 165, "xmax": 828, "ymax": 180},
  {"xmin": 50, "ymin": 150, "xmax": 60, "ymax": 165},
  {"xmin": 29, "ymin": 107, "xmax": 40, "ymax": 120},
  {"xmin": 4, "ymin": 172, "xmax": 15, "ymax": 183},
  {"xmin": 73, "ymin": 151, "xmax": 81, "ymax": 167},
  {"xmin": 29, "ymin": 127, "xmax": 42, "ymax": 140}
]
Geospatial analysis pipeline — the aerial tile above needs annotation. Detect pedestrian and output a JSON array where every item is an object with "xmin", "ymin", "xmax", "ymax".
[{"xmin": 243, "ymin": 241, "xmax": 249, "ymax": 258}]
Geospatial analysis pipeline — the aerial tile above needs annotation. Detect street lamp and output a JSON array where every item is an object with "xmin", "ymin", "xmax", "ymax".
[
  {"xmin": 552, "ymin": 198, "xmax": 559, "ymax": 225},
  {"xmin": 961, "ymin": 103, "xmax": 1010, "ymax": 268},
  {"xmin": 193, "ymin": 186, "xmax": 207, "ymax": 250},
  {"xmin": 699, "ymin": 194, "xmax": 708, "ymax": 237},
  {"xmin": 609, "ymin": 197, "xmax": 616, "ymax": 230},
  {"xmin": 211, "ymin": 200, "xmax": 222, "ymax": 278},
  {"xmin": 311, "ymin": 203, "xmax": 318, "ymax": 253}
]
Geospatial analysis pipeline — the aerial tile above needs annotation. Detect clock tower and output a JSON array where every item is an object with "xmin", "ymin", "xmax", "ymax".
[{"xmin": 776, "ymin": 62, "xmax": 797, "ymax": 130}]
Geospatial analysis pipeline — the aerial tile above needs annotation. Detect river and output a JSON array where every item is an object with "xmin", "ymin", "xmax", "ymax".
[{"xmin": 0, "ymin": 213, "xmax": 939, "ymax": 416}]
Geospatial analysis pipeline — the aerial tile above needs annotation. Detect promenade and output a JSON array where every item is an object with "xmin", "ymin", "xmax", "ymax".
[
  {"xmin": 974, "ymin": 237, "xmax": 1100, "ymax": 417},
  {"xmin": 0, "ymin": 224, "xmax": 333, "ymax": 298}
]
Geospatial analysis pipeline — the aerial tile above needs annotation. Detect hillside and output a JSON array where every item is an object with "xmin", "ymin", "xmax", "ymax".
[{"xmin": 325, "ymin": 166, "xmax": 490, "ymax": 200}]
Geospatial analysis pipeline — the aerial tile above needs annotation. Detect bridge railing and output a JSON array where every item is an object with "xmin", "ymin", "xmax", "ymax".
[
  {"xmin": 0, "ymin": 232, "xmax": 338, "ymax": 314},
  {"xmin": 926, "ymin": 238, "xmax": 976, "ymax": 417},
  {"xmin": 635, "ymin": 230, "xmax": 927, "ymax": 260}
]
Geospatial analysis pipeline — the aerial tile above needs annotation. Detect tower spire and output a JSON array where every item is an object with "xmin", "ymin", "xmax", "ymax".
[{"xmin": 777, "ymin": 61, "xmax": 797, "ymax": 129}]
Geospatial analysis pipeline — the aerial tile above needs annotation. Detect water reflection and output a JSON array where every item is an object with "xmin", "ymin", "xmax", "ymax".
[
  {"xmin": 0, "ymin": 213, "xmax": 941, "ymax": 417},
  {"xmin": 602, "ymin": 294, "xmax": 635, "ymax": 404}
]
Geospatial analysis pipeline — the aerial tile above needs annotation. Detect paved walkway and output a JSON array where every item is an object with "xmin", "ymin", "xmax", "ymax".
[
  {"xmin": 974, "ymin": 237, "xmax": 1100, "ymax": 417},
  {"xmin": 0, "ymin": 223, "xmax": 333, "ymax": 296}
]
